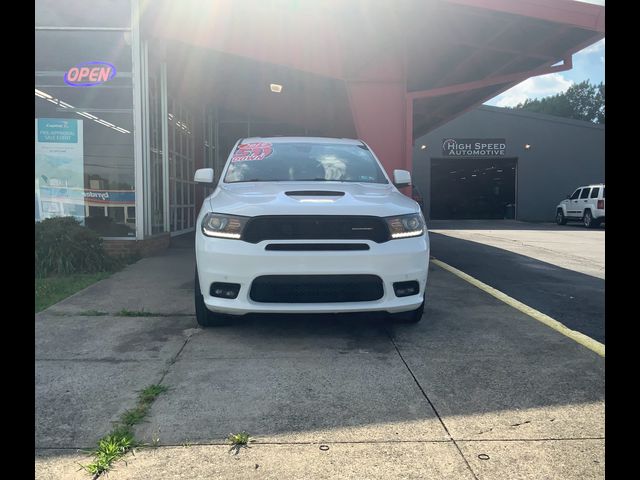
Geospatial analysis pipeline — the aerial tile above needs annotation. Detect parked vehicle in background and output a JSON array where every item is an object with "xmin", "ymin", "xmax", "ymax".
[
  {"xmin": 556, "ymin": 183, "xmax": 605, "ymax": 228},
  {"xmin": 193, "ymin": 137, "xmax": 429, "ymax": 327}
]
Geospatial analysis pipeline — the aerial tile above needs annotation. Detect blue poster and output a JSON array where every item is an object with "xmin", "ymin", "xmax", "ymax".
[{"xmin": 35, "ymin": 118, "xmax": 84, "ymax": 223}]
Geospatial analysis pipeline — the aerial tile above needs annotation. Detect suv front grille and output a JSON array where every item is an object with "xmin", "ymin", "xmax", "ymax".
[
  {"xmin": 250, "ymin": 275, "xmax": 384, "ymax": 303},
  {"xmin": 243, "ymin": 216, "xmax": 389, "ymax": 243}
]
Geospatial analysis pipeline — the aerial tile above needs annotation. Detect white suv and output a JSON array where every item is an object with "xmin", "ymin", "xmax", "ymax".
[
  {"xmin": 193, "ymin": 137, "xmax": 429, "ymax": 327},
  {"xmin": 556, "ymin": 183, "xmax": 605, "ymax": 228}
]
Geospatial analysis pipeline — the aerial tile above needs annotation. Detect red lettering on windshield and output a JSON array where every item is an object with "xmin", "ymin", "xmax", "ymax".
[{"xmin": 232, "ymin": 142, "xmax": 273, "ymax": 162}]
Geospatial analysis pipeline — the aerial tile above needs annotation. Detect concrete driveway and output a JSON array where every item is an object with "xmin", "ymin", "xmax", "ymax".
[
  {"xmin": 428, "ymin": 219, "xmax": 605, "ymax": 279},
  {"xmin": 35, "ymin": 237, "xmax": 604, "ymax": 479}
]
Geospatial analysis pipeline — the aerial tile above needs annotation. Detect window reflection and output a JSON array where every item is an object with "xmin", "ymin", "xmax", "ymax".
[{"xmin": 35, "ymin": 25, "xmax": 135, "ymax": 237}]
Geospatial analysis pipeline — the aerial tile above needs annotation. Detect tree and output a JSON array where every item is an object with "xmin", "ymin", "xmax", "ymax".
[{"xmin": 510, "ymin": 80, "xmax": 604, "ymax": 124}]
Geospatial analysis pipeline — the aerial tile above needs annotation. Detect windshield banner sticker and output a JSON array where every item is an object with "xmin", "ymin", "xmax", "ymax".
[{"xmin": 232, "ymin": 142, "xmax": 273, "ymax": 162}]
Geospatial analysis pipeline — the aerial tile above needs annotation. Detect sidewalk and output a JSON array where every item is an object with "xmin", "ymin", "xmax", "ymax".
[{"xmin": 35, "ymin": 241, "xmax": 604, "ymax": 479}]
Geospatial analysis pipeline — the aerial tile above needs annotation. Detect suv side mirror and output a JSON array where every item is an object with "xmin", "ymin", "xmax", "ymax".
[
  {"xmin": 566, "ymin": 195, "xmax": 571, "ymax": 199},
  {"xmin": 194, "ymin": 168, "xmax": 214, "ymax": 184},
  {"xmin": 393, "ymin": 169, "xmax": 411, "ymax": 187}
]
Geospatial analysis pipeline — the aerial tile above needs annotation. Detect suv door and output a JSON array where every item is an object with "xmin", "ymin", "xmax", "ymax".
[
  {"xmin": 578, "ymin": 187, "xmax": 592, "ymax": 218},
  {"xmin": 567, "ymin": 188, "xmax": 582, "ymax": 217},
  {"xmin": 589, "ymin": 186, "xmax": 601, "ymax": 215}
]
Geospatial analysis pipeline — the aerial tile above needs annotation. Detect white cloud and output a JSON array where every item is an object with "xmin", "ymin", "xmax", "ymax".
[
  {"xmin": 578, "ymin": 38, "xmax": 605, "ymax": 55},
  {"xmin": 488, "ymin": 73, "xmax": 574, "ymax": 107}
]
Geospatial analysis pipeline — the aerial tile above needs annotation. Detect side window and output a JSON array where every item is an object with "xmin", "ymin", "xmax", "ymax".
[
  {"xmin": 570, "ymin": 189, "xmax": 582, "ymax": 200},
  {"xmin": 580, "ymin": 188, "xmax": 591, "ymax": 199},
  {"xmin": 590, "ymin": 187, "xmax": 600, "ymax": 198}
]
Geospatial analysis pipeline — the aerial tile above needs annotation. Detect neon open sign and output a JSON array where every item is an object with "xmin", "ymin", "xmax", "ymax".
[{"xmin": 64, "ymin": 61, "xmax": 116, "ymax": 87}]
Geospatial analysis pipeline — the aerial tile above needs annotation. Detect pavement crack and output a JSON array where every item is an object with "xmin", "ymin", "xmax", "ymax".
[
  {"xmin": 456, "ymin": 437, "xmax": 605, "ymax": 442},
  {"xmin": 385, "ymin": 328, "xmax": 480, "ymax": 480},
  {"xmin": 158, "ymin": 329, "xmax": 198, "ymax": 384},
  {"xmin": 510, "ymin": 420, "xmax": 531, "ymax": 427}
]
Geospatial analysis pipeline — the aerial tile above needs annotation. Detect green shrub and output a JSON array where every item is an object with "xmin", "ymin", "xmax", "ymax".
[{"xmin": 35, "ymin": 217, "xmax": 114, "ymax": 277}]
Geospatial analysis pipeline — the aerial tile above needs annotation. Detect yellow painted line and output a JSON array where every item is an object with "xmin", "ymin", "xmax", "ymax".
[{"xmin": 430, "ymin": 258, "xmax": 605, "ymax": 358}]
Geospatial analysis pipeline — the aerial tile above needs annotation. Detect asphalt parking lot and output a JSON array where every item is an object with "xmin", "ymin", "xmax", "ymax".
[
  {"xmin": 35, "ymin": 222, "xmax": 605, "ymax": 479},
  {"xmin": 429, "ymin": 220, "xmax": 605, "ymax": 344}
]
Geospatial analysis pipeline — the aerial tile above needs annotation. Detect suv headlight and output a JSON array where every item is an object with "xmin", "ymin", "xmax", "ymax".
[
  {"xmin": 201, "ymin": 213, "xmax": 248, "ymax": 239},
  {"xmin": 385, "ymin": 213, "xmax": 424, "ymax": 239}
]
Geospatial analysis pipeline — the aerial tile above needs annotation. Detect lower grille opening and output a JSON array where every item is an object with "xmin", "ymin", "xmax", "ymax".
[
  {"xmin": 265, "ymin": 243, "xmax": 369, "ymax": 251},
  {"xmin": 250, "ymin": 275, "xmax": 383, "ymax": 303}
]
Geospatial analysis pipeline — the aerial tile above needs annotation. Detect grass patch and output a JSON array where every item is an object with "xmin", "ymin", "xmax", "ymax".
[
  {"xmin": 78, "ymin": 310, "xmax": 109, "ymax": 317},
  {"xmin": 228, "ymin": 431, "xmax": 252, "ymax": 455},
  {"xmin": 115, "ymin": 309, "xmax": 157, "ymax": 317},
  {"xmin": 35, "ymin": 272, "xmax": 111, "ymax": 313},
  {"xmin": 80, "ymin": 384, "xmax": 168, "ymax": 477},
  {"xmin": 35, "ymin": 254, "xmax": 141, "ymax": 315},
  {"xmin": 139, "ymin": 384, "xmax": 169, "ymax": 403},
  {"xmin": 81, "ymin": 430, "xmax": 135, "ymax": 477}
]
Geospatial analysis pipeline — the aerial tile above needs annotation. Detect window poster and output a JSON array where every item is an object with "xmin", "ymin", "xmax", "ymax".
[{"xmin": 35, "ymin": 118, "xmax": 85, "ymax": 223}]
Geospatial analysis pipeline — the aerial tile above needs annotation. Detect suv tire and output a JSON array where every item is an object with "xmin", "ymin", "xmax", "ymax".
[
  {"xmin": 556, "ymin": 209, "xmax": 567, "ymax": 225},
  {"xmin": 389, "ymin": 297, "xmax": 425, "ymax": 323},
  {"xmin": 194, "ymin": 269, "xmax": 232, "ymax": 327},
  {"xmin": 583, "ymin": 210, "xmax": 594, "ymax": 228}
]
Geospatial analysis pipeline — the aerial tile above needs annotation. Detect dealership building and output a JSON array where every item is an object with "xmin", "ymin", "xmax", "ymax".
[
  {"xmin": 412, "ymin": 105, "xmax": 605, "ymax": 222},
  {"xmin": 35, "ymin": 0, "xmax": 605, "ymax": 255}
]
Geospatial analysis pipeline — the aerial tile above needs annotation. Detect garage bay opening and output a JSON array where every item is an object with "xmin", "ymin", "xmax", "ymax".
[{"xmin": 430, "ymin": 157, "xmax": 517, "ymax": 220}]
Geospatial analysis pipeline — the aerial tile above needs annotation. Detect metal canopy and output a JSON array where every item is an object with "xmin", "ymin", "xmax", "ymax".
[
  {"xmin": 404, "ymin": 0, "xmax": 604, "ymax": 137},
  {"xmin": 142, "ymin": 0, "xmax": 604, "ymax": 142}
]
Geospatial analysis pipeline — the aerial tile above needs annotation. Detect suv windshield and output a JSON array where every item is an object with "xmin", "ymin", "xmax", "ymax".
[{"xmin": 224, "ymin": 142, "xmax": 389, "ymax": 184}]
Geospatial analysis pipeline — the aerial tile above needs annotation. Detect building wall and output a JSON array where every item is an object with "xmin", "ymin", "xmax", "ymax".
[
  {"xmin": 102, "ymin": 232, "xmax": 171, "ymax": 257},
  {"xmin": 412, "ymin": 106, "xmax": 605, "ymax": 222}
]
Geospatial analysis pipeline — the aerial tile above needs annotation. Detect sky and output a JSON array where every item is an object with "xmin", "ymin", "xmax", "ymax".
[{"xmin": 484, "ymin": 0, "xmax": 605, "ymax": 108}]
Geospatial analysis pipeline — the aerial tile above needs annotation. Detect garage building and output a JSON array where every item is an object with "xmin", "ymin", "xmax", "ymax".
[{"xmin": 412, "ymin": 105, "xmax": 605, "ymax": 222}]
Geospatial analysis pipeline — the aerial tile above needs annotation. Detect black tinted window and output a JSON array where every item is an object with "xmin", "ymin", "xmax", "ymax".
[
  {"xmin": 590, "ymin": 187, "xmax": 600, "ymax": 198},
  {"xmin": 580, "ymin": 188, "xmax": 591, "ymax": 199},
  {"xmin": 570, "ymin": 189, "xmax": 582, "ymax": 200}
]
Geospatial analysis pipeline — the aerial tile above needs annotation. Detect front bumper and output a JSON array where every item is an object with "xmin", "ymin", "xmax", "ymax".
[{"xmin": 195, "ymin": 234, "xmax": 429, "ymax": 315}]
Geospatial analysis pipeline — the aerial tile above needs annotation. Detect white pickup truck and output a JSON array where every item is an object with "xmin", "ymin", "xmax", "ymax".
[{"xmin": 556, "ymin": 183, "xmax": 605, "ymax": 228}]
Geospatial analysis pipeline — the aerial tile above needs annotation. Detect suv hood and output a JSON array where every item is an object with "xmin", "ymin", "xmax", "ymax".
[{"xmin": 205, "ymin": 182, "xmax": 419, "ymax": 217}]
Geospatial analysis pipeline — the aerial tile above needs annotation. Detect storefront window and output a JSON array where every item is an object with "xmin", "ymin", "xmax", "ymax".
[
  {"xmin": 35, "ymin": 3, "xmax": 136, "ymax": 237},
  {"xmin": 168, "ymin": 98, "xmax": 196, "ymax": 234}
]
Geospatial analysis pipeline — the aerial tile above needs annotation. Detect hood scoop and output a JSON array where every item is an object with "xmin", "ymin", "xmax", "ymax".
[{"xmin": 285, "ymin": 190, "xmax": 345, "ymax": 197}]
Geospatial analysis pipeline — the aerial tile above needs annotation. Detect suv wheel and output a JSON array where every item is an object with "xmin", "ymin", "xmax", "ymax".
[
  {"xmin": 194, "ymin": 269, "xmax": 231, "ymax": 327},
  {"xmin": 583, "ymin": 210, "xmax": 594, "ymax": 228},
  {"xmin": 389, "ymin": 297, "xmax": 425, "ymax": 324},
  {"xmin": 556, "ymin": 209, "xmax": 567, "ymax": 225}
]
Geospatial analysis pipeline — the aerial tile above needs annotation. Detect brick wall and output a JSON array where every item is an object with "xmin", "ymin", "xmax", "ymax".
[{"xmin": 102, "ymin": 233, "xmax": 171, "ymax": 258}]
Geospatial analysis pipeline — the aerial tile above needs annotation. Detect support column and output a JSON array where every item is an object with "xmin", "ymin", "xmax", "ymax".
[
  {"xmin": 344, "ymin": 53, "xmax": 412, "ymax": 193},
  {"xmin": 345, "ymin": 80, "xmax": 408, "ymax": 178}
]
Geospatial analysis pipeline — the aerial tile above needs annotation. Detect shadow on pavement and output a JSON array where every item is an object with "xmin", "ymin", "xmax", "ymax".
[{"xmin": 428, "ymin": 219, "xmax": 605, "ymax": 231}]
